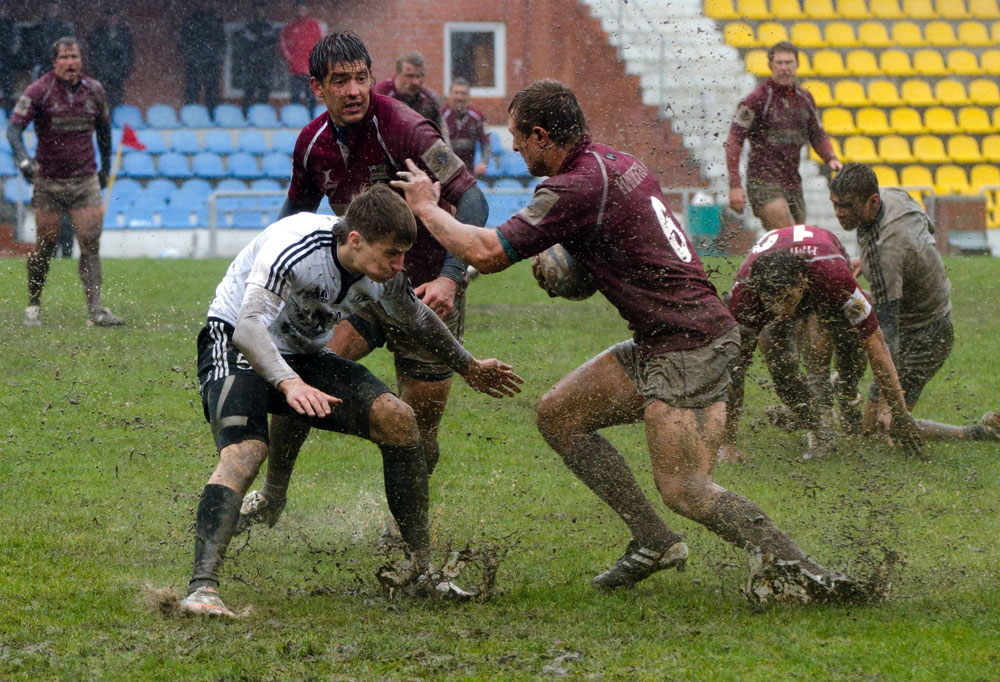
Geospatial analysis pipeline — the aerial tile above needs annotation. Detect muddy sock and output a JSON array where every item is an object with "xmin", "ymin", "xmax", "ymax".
[
  {"xmin": 421, "ymin": 440, "xmax": 441, "ymax": 478},
  {"xmin": 27, "ymin": 250, "xmax": 54, "ymax": 306},
  {"xmin": 969, "ymin": 423, "xmax": 991, "ymax": 441},
  {"xmin": 189, "ymin": 484, "xmax": 243, "ymax": 594},
  {"xmin": 79, "ymin": 250, "xmax": 103, "ymax": 313},
  {"xmin": 381, "ymin": 444, "xmax": 430, "ymax": 558}
]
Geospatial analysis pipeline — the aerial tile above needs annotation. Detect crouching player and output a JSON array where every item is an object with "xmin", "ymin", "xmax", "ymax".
[
  {"xmin": 391, "ymin": 79, "xmax": 865, "ymax": 604},
  {"xmin": 180, "ymin": 184, "xmax": 522, "ymax": 617}
]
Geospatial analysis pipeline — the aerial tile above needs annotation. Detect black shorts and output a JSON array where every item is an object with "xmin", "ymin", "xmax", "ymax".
[{"xmin": 196, "ymin": 319, "xmax": 393, "ymax": 451}]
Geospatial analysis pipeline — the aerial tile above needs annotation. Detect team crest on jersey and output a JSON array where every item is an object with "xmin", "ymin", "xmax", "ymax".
[
  {"xmin": 842, "ymin": 287, "xmax": 872, "ymax": 326},
  {"xmin": 85, "ymin": 100, "xmax": 96, "ymax": 115},
  {"xmin": 320, "ymin": 168, "xmax": 338, "ymax": 193},
  {"xmin": 369, "ymin": 165, "xmax": 389, "ymax": 182},
  {"xmin": 351, "ymin": 291, "xmax": 370, "ymax": 305},
  {"xmin": 604, "ymin": 152, "xmax": 617, "ymax": 160},
  {"xmin": 734, "ymin": 103, "xmax": 755, "ymax": 128}
]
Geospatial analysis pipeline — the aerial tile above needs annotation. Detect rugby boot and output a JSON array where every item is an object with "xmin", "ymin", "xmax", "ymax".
[{"xmin": 591, "ymin": 538, "xmax": 688, "ymax": 590}]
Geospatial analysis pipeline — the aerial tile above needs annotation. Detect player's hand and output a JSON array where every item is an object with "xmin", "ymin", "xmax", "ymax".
[
  {"xmin": 279, "ymin": 377, "xmax": 342, "ymax": 417},
  {"xmin": 391, "ymin": 158, "xmax": 442, "ymax": 213},
  {"xmin": 829, "ymin": 159, "xmax": 844, "ymax": 172},
  {"xmin": 98, "ymin": 169, "xmax": 109, "ymax": 190},
  {"xmin": 530, "ymin": 254, "xmax": 559, "ymax": 298},
  {"xmin": 18, "ymin": 158, "xmax": 36, "ymax": 184},
  {"xmin": 716, "ymin": 443, "xmax": 747, "ymax": 464},
  {"xmin": 851, "ymin": 257, "xmax": 862, "ymax": 277},
  {"xmin": 473, "ymin": 162, "xmax": 487, "ymax": 178},
  {"xmin": 461, "ymin": 358, "xmax": 523, "ymax": 398},
  {"xmin": 729, "ymin": 186, "xmax": 745, "ymax": 213},
  {"xmin": 414, "ymin": 276, "xmax": 458, "ymax": 318},
  {"xmin": 888, "ymin": 409, "xmax": 924, "ymax": 459}
]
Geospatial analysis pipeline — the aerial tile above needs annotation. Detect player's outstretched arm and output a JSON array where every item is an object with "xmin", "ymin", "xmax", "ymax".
[
  {"xmin": 863, "ymin": 328, "xmax": 922, "ymax": 457},
  {"xmin": 459, "ymin": 358, "xmax": 523, "ymax": 398}
]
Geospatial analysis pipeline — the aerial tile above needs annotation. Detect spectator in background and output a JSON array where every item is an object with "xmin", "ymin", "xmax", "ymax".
[
  {"xmin": 179, "ymin": 5, "xmax": 224, "ymax": 111},
  {"xmin": 279, "ymin": 0, "xmax": 322, "ymax": 107},
  {"xmin": 234, "ymin": 1, "xmax": 279, "ymax": 112},
  {"xmin": 87, "ymin": 7, "xmax": 134, "ymax": 111},
  {"xmin": 0, "ymin": 0, "xmax": 23, "ymax": 112},
  {"xmin": 442, "ymin": 78, "xmax": 491, "ymax": 178},
  {"xmin": 28, "ymin": 2, "xmax": 72, "ymax": 79},
  {"xmin": 373, "ymin": 51, "xmax": 444, "ymax": 132}
]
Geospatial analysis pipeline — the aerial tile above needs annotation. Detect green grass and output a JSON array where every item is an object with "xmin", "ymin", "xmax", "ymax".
[{"xmin": 1, "ymin": 254, "xmax": 999, "ymax": 681}]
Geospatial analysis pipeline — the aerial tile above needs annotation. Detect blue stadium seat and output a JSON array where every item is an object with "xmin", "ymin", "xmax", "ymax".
[
  {"xmin": 237, "ymin": 130, "xmax": 268, "ymax": 154},
  {"xmin": 158, "ymin": 152, "xmax": 193, "ymax": 179},
  {"xmin": 485, "ymin": 192, "xmax": 530, "ymax": 227},
  {"xmin": 106, "ymin": 177, "xmax": 142, "ymax": 204},
  {"xmin": 126, "ymin": 198, "xmax": 168, "ymax": 229},
  {"xmin": 261, "ymin": 152, "xmax": 292, "ymax": 179},
  {"xmin": 214, "ymin": 104, "xmax": 248, "ymax": 129},
  {"xmin": 169, "ymin": 129, "xmax": 201, "ymax": 154},
  {"xmin": 250, "ymin": 178, "xmax": 282, "ymax": 192},
  {"xmin": 136, "ymin": 129, "xmax": 167, "ymax": 154},
  {"xmin": 3, "ymin": 177, "xmax": 32, "ymax": 203},
  {"xmin": 0, "ymin": 151, "xmax": 16, "ymax": 177},
  {"xmin": 271, "ymin": 130, "xmax": 297, "ymax": 155},
  {"xmin": 0, "ymin": 108, "xmax": 7, "ymax": 129},
  {"xmin": 313, "ymin": 103, "xmax": 327, "ymax": 119},
  {"xmin": 180, "ymin": 104, "xmax": 213, "ymax": 128},
  {"xmin": 483, "ymin": 156, "xmax": 503, "ymax": 179},
  {"xmin": 171, "ymin": 178, "xmax": 212, "ymax": 205},
  {"xmin": 24, "ymin": 135, "xmax": 36, "ymax": 154},
  {"xmin": 120, "ymin": 151, "xmax": 156, "ymax": 178},
  {"xmin": 203, "ymin": 130, "xmax": 235, "ymax": 154},
  {"xmin": 492, "ymin": 178, "xmax": 524, "ymax": 190},
  {"xmin": 228, "ymin": 152, "xmax": 262, "ymax": 179},
  {"xmin": 280, "ymin": 103, "xmax": 311, "ymax": 128},
  {"xmin": 103, "ymin": 202, "xmax": 127, "ymax": 229},
  {"xmin": 247, "ymin": 103, "xmax": 279, "ymax": 128},
  {"xmin": 192, "ymin": 152, "xmax": 225, "ymax": 178},
  {"xmin": 525, "ymin": 176, "xmax": 543, "ymax": 190},
  {"xmin": 161, "ymin": 204, "xmax": 200, "ymax": 228},
  {"xmin": 216, "ymin": 178, "xmax": 249, "ymax": 193},
  {"xmin": 0, "ymin": 135, "xmax": 10, "ymax": 153},
  {"xmin": 144, "ymin": 178, "xmax": 177, "ymax": 203},
  {"xmin": 146, "ymin": 104, "xmax": 179, "ymax": 129},
  {"xmin": 112, "ymin": 104, "xmax": 144, "ymax": 130},
  {"xmin": 499, "ymin": 151, "xmax": 530, "ymax": 178}
]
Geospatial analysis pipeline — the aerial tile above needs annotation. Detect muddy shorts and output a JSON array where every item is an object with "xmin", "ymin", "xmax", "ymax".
[
  {"xmin": 746, "ymin": 179, "xmax": 807, "ymax": 225},
  {"xmin": 610, "ymin": 326, "xmax": 741, "ymax": 409},
  {"xmin": 869, "ymin": 314, "xmax": 953, "ymax": 406},
  {"xmin": 33, "ymin": 174, "xmax": 103, "ymax": 213}
]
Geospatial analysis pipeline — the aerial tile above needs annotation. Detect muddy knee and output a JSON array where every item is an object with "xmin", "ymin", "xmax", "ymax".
[{"xmin": 369, "ymin": 393, "xmax": 419, "ymax": 446}]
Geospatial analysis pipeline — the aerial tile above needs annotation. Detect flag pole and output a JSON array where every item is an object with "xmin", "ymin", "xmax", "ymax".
[{"xmin": 102, "ymin": 142, "xmax": 125, "ymax": 214}]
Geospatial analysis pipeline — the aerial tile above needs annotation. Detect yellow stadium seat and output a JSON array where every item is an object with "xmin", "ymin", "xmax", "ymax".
[
  {"xmin": 857, "ymin": 107, "xmax": 892, "ymax": 134},
  {"xmin": 825, "ymin": 21, "xmax": 859, "ymax": 45},
  {"xmin": 935, "ymin": 165, "xmax": 970, "ymax": 195},
  {"xmin": 822, "ymin": 107, "xmax": 857, "ymax": 135},
  {"xmin": 804, "ymin": 0, "xmax": 839, "ymax": 18},
  {"xmin": 924, "ymin": 106, "xmax": 959, "ymax": 133},
  {"xmin": 868, "ymin": 80, "xmax": 902, "ymax": 107},
  {"xmin": 900, "ymin": 167, "xmax": 935, "ymax": 204},
  {"xmin": 969, "ymin": 0, "xmax": 1000, "ymax": 18},
  {"xmin": 913, "ymin": 135, "xmax": 950, "ymax": 163},
  {"xmin": 809, "ymin": 136, "xmax": 843, "ymax": 163},
  {"xmin": 891, "ymin": 21, "xmax": 924, "ymax": 46},
  {"xmin": 758, "ymin": 22, "xmax": 791, "ymax": 46},
  {"xmin": 834, "ymin": 79, "xmax": 868, "ymax": 106},
  {"xmin": 846, "ymin": 50, "xmax": 880, "ymax": 75},
  {"xmin": 725, "ymin": 23, "xmax": 758, "ymax": 48},
  {"xmin": 891, "ymin": 107, "xmax": 927, "ymax": 134},
  {"xmin": 935, "ymin": 80, "xmax": 969, "ymax": 106},
  {"xmin": 981, "ymin": 49, "xmax": 1000, "ymax": 75},
  {"xmin": 706, "ymin": 0, "xmax": 739, "ymax": 19},
  {"xmin": 791, "ymin": 22, "xmax": 826, "ymax": 47},
  {"xmin": 813, "ymin": 49, "xmax": 848, "ymax": 76},
  {"xmin": 880, "ymin": 50, "xmax": 914, "ymax": 76},
  {"xmin": 858, "ymin": 21, "xmax": 893, "ymax": 46},
  {"xmin": 957, "ymin": 21, "xmax": 992, "ymax": 45},
  {"xmin": 969, "ymin": 79, "xmax": 1000, "ymax": 105},
  {"xmin": 935, "ymin": 0, "xmax": 970, "ymax": 18},
  {"xmin": 745, "ymin": 50, "xmax": 770, "ymax": 76},
  {"xmin": 958, "ymin": 106, "xmax": 993, "ymax": 133},
  {"xmin": 970, "ymin": 164, "xmax": 1000, "ymax": 188},
  {"xmin": 737, "ymin": 0, "xmax": 771, "ymax": 19},
  {"xmin": 902, "ymin": 0, "xmax": 937, "ymax": 18},
  {"xmin": 879, "ymin": 136, "xmax": 915, "ymax": 163},
  {"xmin": 947, "ymin": 49, "xmax": 982, "ymax": 76},
  {"xmin": 872, "ymin": 165, "xmax": 901, "ymax": 186},
  {"xmin": 901, "ymin": 80, "xmax": 936, "ymax": 106},
  {"xmin": 836, "ymin": 0, "xmax": 871, "ymax": 18},
  {"xmin": 992, "ymin": 21, "xmax": 1000, "ymax": 42},
  {"xmin": 948, "ymin": 135, "xmax": 983, "ymax": 163},
  {"xmin": 772, "ymin": 0, "xmax": 807, "ymax": 18},
  {"xmin": 983, "ymin": 135, "xmax": 1000, "ymax": 161},
  {"xmin": 925, "ymin": 20, "xmax": 960, "ymax": 45},
  {"xmin": 802, "ymin": 79, "xmax": 834, "ymax": 106},
  {"xmin": 872, "ymin": 0, "xmax": 905, "ymax": 17},
  {"xmin": 914, "ymin": 50, "xmax": 948, "ymax": 76},
  {"xmin": 797, "ymin": 51, "xmax": 815, "ymax": 76},
  {"xmin": 844, "ymin": 136, "xmax": 880, "ymax": 163}
]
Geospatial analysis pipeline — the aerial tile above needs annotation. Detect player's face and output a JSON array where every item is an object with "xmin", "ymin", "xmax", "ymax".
[
  {"xmin": 351, "ymin": 234, "xmax": 409, "ymax": 283},
  {"xmin": 449, "ymin": 84, "xmax": 470, "ymax": 115},
  {"xmin": 312, "ymin": 60, "xmax": 371, "ymax": 126},
  {"xmin": 830, "ymin": 191, "xmax": 879, "ymax": 231},
  {"xmin": 52, "ymin": 43, "xmax": 82, "ymax": 85},
  {"xmin": 769, "ymin": 51, "xmax": 798, "ymax": 87},
  {"xmin": 761, "ymin": 277, "xmax": 807, "ymax": 320},
  {"xmin": 395, "ymin": 61, "xmax": 424, "ymax": 98},
  {"xmin": 508, "ymin": 115, "xmax": 549, "ymax": 177}
]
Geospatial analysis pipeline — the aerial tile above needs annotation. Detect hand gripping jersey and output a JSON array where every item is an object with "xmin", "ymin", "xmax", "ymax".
[{"xmin": 729, "ymin": 224, "xmax": 879, "ymax": 338}]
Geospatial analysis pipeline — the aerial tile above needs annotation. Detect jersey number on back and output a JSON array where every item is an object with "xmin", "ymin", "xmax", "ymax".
[
  {"xmin": 751, "ymin": 224, "xmax": 813, "ymax": 254},
  {"xmin": 651, "ymin": 196, "xmax": 693, "ymax": 263}
]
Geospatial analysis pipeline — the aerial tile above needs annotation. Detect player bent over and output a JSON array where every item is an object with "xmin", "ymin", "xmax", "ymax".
[
  {"xmin": 391, "ymin": 79, "xmax": 863, "ymax": 604},
  {"xmin": 180, "ymin": 185, "xmax": 521, "ymax": 617}
]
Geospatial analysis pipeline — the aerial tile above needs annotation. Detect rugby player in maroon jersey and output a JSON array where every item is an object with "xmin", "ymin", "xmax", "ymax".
[{"xmin": 442, "ymin": 78, "xmax": 491, "ymax": 177}]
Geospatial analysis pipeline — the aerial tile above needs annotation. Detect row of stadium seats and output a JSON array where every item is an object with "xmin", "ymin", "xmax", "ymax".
[
  {"xmin": 109, "ymin": 102, "xmax": 324, "ymax": 131},
  {"xmin": 707, "ymin": 0, "xmax": 1000, "ymax": 20},
  {"xmin": 822, "ymin": 133, "xmax": 1000, "ymax": 164},
  {"xmin": 820, "ymin": 105, "xmax": 998, "ymax": 134},
  {"xmin": 744, "ymin": 47, "xmax": 1000, "ymax": 77},
  {"xmin": 868, "ymin": 163, "xmax": 1000, "ymax": 195},
  {"xmin": 726, "ymin": 19, "xmax": 1000, "ymax": 48},
  {"xmin": 804, "ymin": 78, "xmax": 1000, "ymax": 107}
]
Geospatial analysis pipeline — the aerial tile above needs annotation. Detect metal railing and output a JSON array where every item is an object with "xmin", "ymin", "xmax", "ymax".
[{"xmin": 207, "ymin": 189, "xmax": 288, "ymax": 258}]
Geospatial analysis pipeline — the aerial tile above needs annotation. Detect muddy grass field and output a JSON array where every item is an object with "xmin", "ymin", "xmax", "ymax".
[{"xmin": 2, "ymin": 255, "xmax": 999, "ymax": 680}]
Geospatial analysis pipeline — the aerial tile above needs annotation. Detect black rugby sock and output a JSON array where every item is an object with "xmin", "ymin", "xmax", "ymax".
[
  {"xmin": 189, "ymin": 484, "xmax": 243, "ymax": 594},
  {"xmin": 380, "ymin": 444, "xmax": 430, "ymax": 557}
]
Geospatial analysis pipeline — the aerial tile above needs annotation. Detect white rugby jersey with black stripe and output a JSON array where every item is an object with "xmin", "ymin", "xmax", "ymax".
[{"xmin": 207, "ymin": 212, "xmax": 415, "ymax": 355}]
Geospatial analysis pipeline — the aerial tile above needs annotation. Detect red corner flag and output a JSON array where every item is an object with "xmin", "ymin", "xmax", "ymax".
[{"xmin": 120, "ymin": 123, "xmax": 146, "ymax": 151}]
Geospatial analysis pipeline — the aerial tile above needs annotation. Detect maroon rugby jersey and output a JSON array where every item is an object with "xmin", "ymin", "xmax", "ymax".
[
  {"xmin": 372, "ymin": 79, "xmax": 441, "ymax": 125},
  {"xmin": 496, "ymin": 136, "xmax": 735, "ymax": 356},
  {"xmin": 441, "ymin": 105, "xmax": 490, "ymax": 171},
  {"xmin": 288, "ymin": 93, "xmax": 476, "ymax": 285},
  {"xmin": 729, "ymin": 224, "xmax": 878, "ymax": 338},
  {"xmin": 10, "ymin": 71, "xmax": 110, "ymax": 179},
  {"xmin": 725, "ymin": 79, "xmax": 836, "ymax": 192}
]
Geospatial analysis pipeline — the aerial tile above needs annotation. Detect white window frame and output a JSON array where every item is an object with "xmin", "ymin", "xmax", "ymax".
[{"xmin": 443, "ymin": 22, "xmax": 506, "ymax": 98}]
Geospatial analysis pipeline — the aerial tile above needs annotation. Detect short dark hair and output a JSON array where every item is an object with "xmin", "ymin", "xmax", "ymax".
[
  {"xmin": 309, "ymin": 31, "xmax": 371, "ymax": 81},
  {"xmin": 450, "ymin": 77, "xmax": 470, "ymax": 89},
  {"xmin": 508, "ymin": 79, "xmax": 588, "ymax": 147},
  {"xmin": 830, "ymin": 162, "xmax": 880, "ymax": 202},
  {"xmin": 339, "ymin": 183, "xmax": 417, "ymax": 247},
  {"xmin": 395, "ymin": 51, "xmax": 425, "ymax": 73},
  {"xmin": 767, "ymin": 41, "xmax": 798, "ymax": 63},
  {"xmin": 50, "ymin": 36, "xmax": 78, "ymax": 61},
  {"xmin": 748, "ymin": 250, "xmax": 808, "ymax": 299}
]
